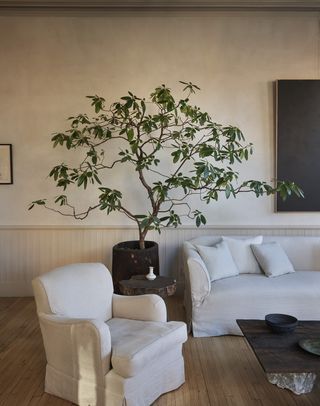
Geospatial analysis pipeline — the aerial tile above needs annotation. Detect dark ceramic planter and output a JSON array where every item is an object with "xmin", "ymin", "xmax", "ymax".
[{"xmin": 112, "ymin": 240, "xmax": 159, "ymax": 293}]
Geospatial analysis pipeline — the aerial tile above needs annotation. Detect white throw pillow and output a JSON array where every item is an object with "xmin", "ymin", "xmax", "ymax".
[
  {"xmin": 195, "ymin": 241, "xmax": 239, "ymax": 282},
  {"xmin": 251, "ymin": 242, "xmax": 295, "ymax": 278},
  {"xmin": 222, "ymin": 236, "xmax": 263, "ymax": 274}
]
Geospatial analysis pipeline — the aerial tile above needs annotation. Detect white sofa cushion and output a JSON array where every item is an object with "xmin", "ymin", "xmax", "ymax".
[
  {"xmin": 195, "ymin": 241, "xmax": 239, "ymax": 282},
  {"xmin": 222, "ymin": 235, "xmax": 263, "ymax": 274},
  {"xmin": 107, "ymin": 318, "xmax": 187, "ymax": 378},
  {"xmin": 251, "ymin": 242, "xmax": 295, "ymax": 277}
]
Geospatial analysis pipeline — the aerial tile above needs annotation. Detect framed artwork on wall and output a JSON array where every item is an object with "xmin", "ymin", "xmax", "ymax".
[
  {"xmin": 0, "ymin": 144, "xmax": 13, "ymax": 184},
  {"xmin": 276, "ymin": 80, "xmax": 320, "ymax": 211}
]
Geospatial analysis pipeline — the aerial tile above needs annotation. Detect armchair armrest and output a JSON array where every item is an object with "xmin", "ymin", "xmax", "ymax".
[
  {"xmin": 187, "ymin": 257, "xmax": 211, "ymax": 306},
  {"xmin": 38, "ymin": 314, "xmax": 112, "ymax": 379},
  {"xmin": 112, "ymin": 294, "xmax": 167, "ymax": 322}
]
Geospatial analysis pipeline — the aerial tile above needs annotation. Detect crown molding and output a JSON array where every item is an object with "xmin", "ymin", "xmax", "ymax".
[{"xmin": 0, "ymin": 1, "xmax": 320, "ymax": 11}]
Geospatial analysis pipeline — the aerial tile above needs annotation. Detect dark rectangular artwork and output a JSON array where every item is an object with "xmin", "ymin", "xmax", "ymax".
[{"xmin": 276, "ymin": 80, "xmax": 320, "ymax": 211}]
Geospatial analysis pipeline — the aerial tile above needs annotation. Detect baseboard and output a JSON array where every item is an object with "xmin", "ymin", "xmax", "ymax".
[{"xmin": 0, "ymin": 281, "xmax": 33, "ymax": 297}]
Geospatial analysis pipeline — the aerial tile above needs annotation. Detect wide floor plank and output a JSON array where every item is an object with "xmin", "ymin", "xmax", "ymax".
[{"xmin": 0, "ymin": 297, "xmax": 319, "ymax": 406}]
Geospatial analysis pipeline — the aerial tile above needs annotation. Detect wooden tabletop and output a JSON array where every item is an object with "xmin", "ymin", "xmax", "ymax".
[
  {"xmin": 119, "ymin": 275, "xmax": 177, "ymax": 298},
  {"xmin": 237, "ymin": 320, "xmax": 320, "ymax": 374}
]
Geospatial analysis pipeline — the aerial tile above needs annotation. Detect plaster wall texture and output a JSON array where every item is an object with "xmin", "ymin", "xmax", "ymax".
[{"xmin": 0, "ymin": 10, "xmax": 319, "ymax": 227}]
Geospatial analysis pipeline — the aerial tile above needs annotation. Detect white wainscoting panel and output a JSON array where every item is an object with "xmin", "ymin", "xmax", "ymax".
[{"xmin": 1, "ymin": 226, "xmax": 320, "ymax": 296}]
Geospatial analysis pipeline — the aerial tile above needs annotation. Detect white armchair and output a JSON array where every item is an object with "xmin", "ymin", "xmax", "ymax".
[{"xmin": 32, "ymin": 263, "xmax": 187, "ymax": 406}]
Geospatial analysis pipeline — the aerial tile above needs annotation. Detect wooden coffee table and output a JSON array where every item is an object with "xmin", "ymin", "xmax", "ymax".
[
  {"xmin": 119, "ymin": 275, "xmax": 176, "ymax": 298},
  {"xmin": 237, "ymin": 319, "xmax": 320, "ymax": 395}
]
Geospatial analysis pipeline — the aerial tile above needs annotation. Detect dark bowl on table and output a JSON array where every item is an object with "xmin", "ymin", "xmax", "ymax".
[{"xmin": 265, "ymin": 313, "xmax": 298, "ymax": 334}]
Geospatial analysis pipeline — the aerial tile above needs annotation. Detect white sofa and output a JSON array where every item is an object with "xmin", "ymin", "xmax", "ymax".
[{"xmin": 183, "ymin": 235, "xmax": 320, "ymax": 337}]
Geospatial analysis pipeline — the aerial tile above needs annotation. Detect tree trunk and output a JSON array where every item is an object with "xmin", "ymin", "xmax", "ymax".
[
  {"xmin": 139, "ymin": 230, "xmax": 146, "ymax": 249},
  {"xmin": 139, "ymin": 240, "xmax": 145, "ymax": 249}
]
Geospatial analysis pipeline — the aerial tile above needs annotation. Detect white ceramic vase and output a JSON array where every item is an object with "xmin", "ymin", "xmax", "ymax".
[{"xmin": 146, "ymin": 266, "xmax": 156, "ymax": 280}]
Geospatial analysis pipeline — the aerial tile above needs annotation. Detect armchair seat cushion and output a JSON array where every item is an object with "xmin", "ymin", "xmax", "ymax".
[{"xmin": 107, "ymin": 318, "xmax": 187, "ymax": 378}]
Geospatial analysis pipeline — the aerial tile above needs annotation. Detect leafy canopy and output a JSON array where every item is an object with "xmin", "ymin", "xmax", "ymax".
[{"xmin": 29, "ymin": 81, "xmax": 303, "ymax": 247}]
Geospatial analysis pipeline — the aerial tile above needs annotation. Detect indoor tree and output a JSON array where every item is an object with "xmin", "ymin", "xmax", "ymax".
[{"xmin": 29, "ymin": 81, "xmax": 303, "ymax": 249}]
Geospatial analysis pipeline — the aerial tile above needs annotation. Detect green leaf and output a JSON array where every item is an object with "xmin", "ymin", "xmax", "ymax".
[
  {"xmin": 28, "ymin": 199, "xmax": 46, "ymax": 210},
  {"xmin": 93, "ymin": 174, "xmax": 102, "ymax": 185},
  {"xmin": 131, "ymin": 142, "xmax": 138, "ymax": 154},
  {"xmin": 160, "ymin": 216, "xmax": 170, "ymax": 222},
  {"xmin": 225, "ymin": 184, "xmax": 231, "ymax": 199},
  {"xmin": 199, "ymin": 145, "xmax": 214, "ymax": 158},
  {"xmin": 127, "ymin": 128, "xmax": 134, "ymax": 142},
  {"xmin": 54, "ymin": 195, "xmax": 67, "ymax": 206},
  {"xmin": 172, "ymin": 150, "xmax": 181, "ymax": 163}
]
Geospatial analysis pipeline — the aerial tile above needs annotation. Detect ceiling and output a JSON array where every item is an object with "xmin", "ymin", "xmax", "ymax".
[{"xmin": 0, "ymin": 0, "xmax": 320, "ymax": 10}]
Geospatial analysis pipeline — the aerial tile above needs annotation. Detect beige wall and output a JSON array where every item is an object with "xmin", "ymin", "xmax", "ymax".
[
  {"xmin": 0, "ymin": 10, "xmax": 319, "ymax": 227},
  {"xmin": 1, "ymin": 10, "xmax": 320, "ymax": 294}
]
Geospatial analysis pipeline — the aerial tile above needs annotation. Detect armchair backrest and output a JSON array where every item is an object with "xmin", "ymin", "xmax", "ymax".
[{"xmin": 32, "ymin": 263, "xmax": 113, "ymax": 321}]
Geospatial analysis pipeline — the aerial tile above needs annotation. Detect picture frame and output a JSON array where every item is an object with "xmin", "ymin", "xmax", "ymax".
[{"xmin": 0, "ymin": 144, "xmax": 13, "ymax": 184}]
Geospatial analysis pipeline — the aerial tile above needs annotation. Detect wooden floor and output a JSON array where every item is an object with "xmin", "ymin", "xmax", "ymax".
[{"xmin": 0, "ymin": 298, "xmax": 319, "ymax": 406}]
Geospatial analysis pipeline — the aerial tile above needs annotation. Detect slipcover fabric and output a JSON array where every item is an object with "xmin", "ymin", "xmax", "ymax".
[
  {"xmin": 105, "ymin": 347, "xmax": 185, "ymax": 406},
  {"xmin": 37, "ymin": 262, "xmax": 114, "ymax": 320},
  {"xmin": 183, "ymin": 236, "xmax": 320, "ymax": 337},
  {"xmin": 107, "ymin": 318, "xmax": 187, "ymax": 378},
  {"xmin": 33, "ymin": 263, "xmax": 187, "ymax": 406}
]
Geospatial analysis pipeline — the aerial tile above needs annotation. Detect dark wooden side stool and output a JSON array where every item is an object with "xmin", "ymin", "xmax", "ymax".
[{"xmin": 119, "ymin": 275, "xmax": 176, "ymax": 299}]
